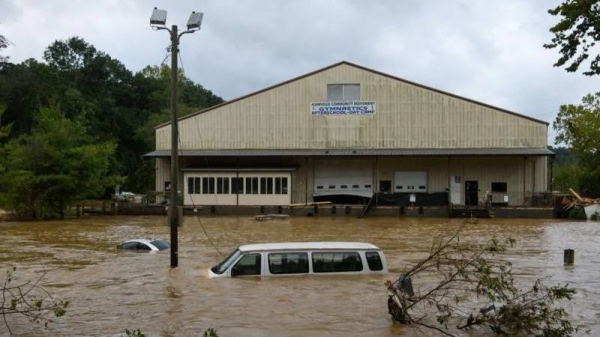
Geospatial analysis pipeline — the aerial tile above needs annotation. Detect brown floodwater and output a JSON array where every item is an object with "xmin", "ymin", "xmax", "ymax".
[{"xmin": 0, "ymin": 216, "xmax": 599, "ymax": 336}]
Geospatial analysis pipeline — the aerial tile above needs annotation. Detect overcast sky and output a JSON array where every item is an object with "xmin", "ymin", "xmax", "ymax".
[{"xmin": 2, "ymin": 0, "xmax": 600, "ymax": 145}]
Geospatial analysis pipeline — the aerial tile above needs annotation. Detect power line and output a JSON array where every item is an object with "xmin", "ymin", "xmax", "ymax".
[{"xmin": 176, "ymin": 51, "xmax": 225, "ymax": 258}]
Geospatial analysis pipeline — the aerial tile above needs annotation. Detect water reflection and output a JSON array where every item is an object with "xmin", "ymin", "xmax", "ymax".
[{"xmin": 0, "ymin": 216, "xmax": 598, "ymax": 336}]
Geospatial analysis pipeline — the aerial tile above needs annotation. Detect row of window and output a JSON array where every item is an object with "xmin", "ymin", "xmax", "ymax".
[
  {"xmin": 316, "ymin": 184, "xmax": 372, "ymax": 190},
  {"xmin": 234, "ymin": 251, "xmax": 383, "ymax": 276},
  {"xmin": 187, "ymin": 176, "xmax": 288, "ymax": 195}
]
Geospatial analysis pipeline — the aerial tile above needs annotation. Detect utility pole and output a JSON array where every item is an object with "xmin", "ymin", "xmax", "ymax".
[
  {"xmin": 169, "ymin": 24, "xmax": 179, "ymax": 268},
  {"xmin": 150, "ymin": 8, "xmax": 204, "ymax": 268}
]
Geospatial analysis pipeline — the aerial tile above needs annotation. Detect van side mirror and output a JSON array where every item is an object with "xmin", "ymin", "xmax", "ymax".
[{"xmin": 231, "ymin": 266, "xmax": 242, "ymax": 277}]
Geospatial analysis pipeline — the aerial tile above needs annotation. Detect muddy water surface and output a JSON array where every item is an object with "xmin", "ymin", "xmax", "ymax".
[{"xmin": 1, "ymin": 216, "xmax": 599, "ymax": 336}]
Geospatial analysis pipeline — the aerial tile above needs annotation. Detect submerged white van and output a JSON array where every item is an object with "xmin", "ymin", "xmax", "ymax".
[{"xmin": 208, "ymin": 242, "xmax": 388, "ymax": 278}]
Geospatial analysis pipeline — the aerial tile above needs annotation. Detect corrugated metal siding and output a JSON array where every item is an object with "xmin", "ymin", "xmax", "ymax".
[
  {"xmin": 156, "ymin": 158, "xmax": 170, "ymax": 192},
  {"xmin": 157, "ymin": 64, "xmax": 547, "ymax": 151},
  {"xmin": 287, "ymin": 156, "xmax": 537, "ymax": 205}
]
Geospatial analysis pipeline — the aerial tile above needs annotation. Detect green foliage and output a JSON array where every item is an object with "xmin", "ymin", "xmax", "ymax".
[
  {"xmin": 387, "ymin": 225, "xmax": 581, "ymax": 336},
  {"xmin": 0, "ymin": 106, "xmax": 117, "ymax": 219},
  {"xmin": 568, "ymin": 207, "xmax": 587, "ymax": 219},
  {"xmin": 0, "ymin": 32, "xmax": 10, "ymax": 64},
  {"xmin": 548, "ymin": 146, "xmax": 577, "ymax": 166},
  {"xmin": 203, "ymin": 328, "xmax": 219, "ymax": 337},
  {"xmin": 125, "ymin": 328, "xmax": 146, "ymax": 337},
  {"xmin": 0, "ymin": 37, "xmax": 223, "ymax": 196},
  {"xmin": 123, "ymin": 327, "xmax": 218, "ymax": 337},
  {"xmin": 552, "ymin": 94, "xmax": 600, "ymax": 197},
  {"xmin": 553, "ymin": 93, "xmax": 600, "ymax": 168},
  {"xmin": 544, "ymin": 0, "xmax": 600, "ymax": 75}
]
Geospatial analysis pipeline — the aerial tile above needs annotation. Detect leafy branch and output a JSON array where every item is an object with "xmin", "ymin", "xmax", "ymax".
[
  {"xmin": 386, "ymin": 224, "xmax": 584, "ymax": 336},
  {"xmin": 1, "ymin": 267, "xmax": 69, "ymax": 334}
]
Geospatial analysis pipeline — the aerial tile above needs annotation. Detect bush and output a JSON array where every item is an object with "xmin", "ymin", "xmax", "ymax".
[{"xmin": 568, "ymin": 207, "xmax": 587, "ymax": 219}]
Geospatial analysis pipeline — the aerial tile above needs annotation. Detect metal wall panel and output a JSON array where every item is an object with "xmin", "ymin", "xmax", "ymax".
[{"xmin": 156, "ymin": 64, "xmax": 548, "ymax": 152}]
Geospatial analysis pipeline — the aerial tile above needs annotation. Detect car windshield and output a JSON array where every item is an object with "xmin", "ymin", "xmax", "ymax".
[
  {"xmin": 211, "ymin": 249, "xmax": 242, "ymax": 274},
  {"xmin": 150, "ymin": 240, "xmax": 171, "ymax": 251}
]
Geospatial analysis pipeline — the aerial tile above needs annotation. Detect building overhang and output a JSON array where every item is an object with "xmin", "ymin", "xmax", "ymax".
[{"xmin": 144, "ymin": 147, "xmax": 555, "ymax": 158}]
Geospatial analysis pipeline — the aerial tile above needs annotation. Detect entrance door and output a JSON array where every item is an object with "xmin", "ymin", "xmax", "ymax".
[
  {"xmin": 450, "ymin": 175, "xmax": 461, "ymax": 205},
  {"xmin": 465, "ymin": 181, "xmax": 478, "ymax": 206}
]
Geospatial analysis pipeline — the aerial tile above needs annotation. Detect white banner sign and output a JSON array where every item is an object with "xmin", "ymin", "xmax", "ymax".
[{"xmin": 310, "ymin": 101, "xmax": 376, "ymax": 115}]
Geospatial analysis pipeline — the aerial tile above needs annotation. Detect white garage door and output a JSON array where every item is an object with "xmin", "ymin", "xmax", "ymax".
[
  {"xmin": 394, "ymin": 171, "xmax": 428, "ymax": 193},
  {"xmin": 314, "ymin": 160, "xmax": 373, "ymax": 198}
]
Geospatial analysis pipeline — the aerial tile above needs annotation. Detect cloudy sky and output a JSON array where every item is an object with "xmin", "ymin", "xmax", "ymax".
[{"xmin": 2, "ymin": 0, "xmax": 600, "ymax": 144}]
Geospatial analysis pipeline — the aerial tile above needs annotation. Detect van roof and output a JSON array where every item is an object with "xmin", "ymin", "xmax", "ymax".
[{"xmin": 238, "ymin": 242, "xmax": 381, "ymax": 252}]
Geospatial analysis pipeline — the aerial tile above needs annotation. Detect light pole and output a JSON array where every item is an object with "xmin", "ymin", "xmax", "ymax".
[{"xmin": 150, "ymin": 8, "xmax": 204, "ymax": 268}]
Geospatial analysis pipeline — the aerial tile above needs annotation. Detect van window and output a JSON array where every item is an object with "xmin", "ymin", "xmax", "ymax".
[
  {"xmin": 268, "ymin": 252, "xmax": 309, "ymax": 274},
  {"xmin": 365, "ymin": 251, "xmax": 383, "ymax": 271},
  {"xmin": 312, "ymin": 252, "xmax": 363, "ymax": 273},
  {"xmin": 232, "ymin": 253, "xmax": 261, "ymax": 276}
]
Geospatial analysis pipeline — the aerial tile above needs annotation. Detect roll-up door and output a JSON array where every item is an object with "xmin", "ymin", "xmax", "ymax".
[
  {"xmin": 314, "ymin": 160, "xmax": 373, "ymax": 198},
  {"xmin": 394, "ymin": 171, "xmax": 428, "ymax": 193}
]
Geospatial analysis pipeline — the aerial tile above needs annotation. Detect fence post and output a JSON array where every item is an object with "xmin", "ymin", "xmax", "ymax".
[
  {"xmin": 564, "ymin": 249, "xmax": 574, "ymax": 265},
  {"xmin": 76, "ymin": 204, "xmax": 81, "ymax": 217}
]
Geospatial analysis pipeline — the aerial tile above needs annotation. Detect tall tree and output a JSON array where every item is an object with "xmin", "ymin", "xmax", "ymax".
[
  {"xmin": 0, "ymin": 106, "xmax": 118, "ymax": 219},
  {"xmin": 544, "ymin": 0, "xmax": 600, "ymax": 75},
  {"xmin": 553, "ymin": 93, "xmax": 600, "ymax": 196}
]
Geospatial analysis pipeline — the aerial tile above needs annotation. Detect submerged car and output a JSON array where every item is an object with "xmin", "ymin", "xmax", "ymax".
[
  {"xmin": 118, "ymin": 239, "xmax": 170, "ymax": 251},
  {"xmin": 208, "ymin": 242, "xmax": 387, "ymax": 278}
]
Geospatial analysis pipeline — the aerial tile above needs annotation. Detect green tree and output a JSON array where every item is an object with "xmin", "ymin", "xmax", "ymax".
[
  {"xmin": 544, "ymin": 0, "xmax": 600, "ymax": 75},
  {"xmin": 0, "ymin": 33, "xmax": 8, "ymax": 63},
  {"xmin": 0, "ymin": 106, "xmax": 118, "ymax": 219},
  {"xmin": 553, "ymin": 94, "xmax": 600, "ymax": 197}
]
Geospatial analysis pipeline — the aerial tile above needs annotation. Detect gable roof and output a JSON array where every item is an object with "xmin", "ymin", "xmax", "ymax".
[{"xmin": 156, "ymin": 60, "xmax": 548, "ymax": 129}]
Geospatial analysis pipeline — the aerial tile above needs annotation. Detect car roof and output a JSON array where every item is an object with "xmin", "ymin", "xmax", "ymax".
[
  {"xmin": 238, "ymin": 242, "xmax": 381, "ymax": 252},
  {"xmin": 123, "ymin": 239, "xmax": 153, "ymax": 245}
]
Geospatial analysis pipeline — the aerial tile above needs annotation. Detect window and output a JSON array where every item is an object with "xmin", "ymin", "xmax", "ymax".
[
  {"xmin": 233, "ymin": 253, "xmax": 261, "ymax": 276},
  {"xmin": 217, "ymin": 177, "xmax": 229, "ymax": 194},
  {"xmin": 194, "ymin": 178, "xmax": 200, "ymax": 194},
  {"xmin": 211, "ymin": 249, "xmax": 242, "ymax": 275},
  {"xmin": 365, "ymin": 252, "xmax": 383, "ymax": 271},
  {"xmin": 202, "ymin": 177, "xmax": 215, "ymax": 194},
  {"xmin": 396, "ymin": 186, "xmax": 403, "ymax": 190},
  {"xmin": 245, "ymin": 177, "xmax": 259, "ymax": 194},
  {"xmin": 276, "ymin": 178, "xmax": 282, "ymax": 193},
  {"xmin": 491, "ymin": 182, "xmax": 507, "ymax": 193},
  {"xmin": 341, "ymin": 185, "xmax": 347, "ymax": 189},
  {"xmin": 266, "ymin": 177, "xmax": 273, "ymax": 194},
  {"xmin": 365, "ymin": 184, "xmax": 372, "ymax": 189},
  {"xmin": 268, "ymin": 253, "xmax": 309, "ymax": 274},
  {"xmin": 188, "ymin": 177, "xmax": 200, "ymax": 194},
  {"xmin": 260, "ymin": 178, "xmax": 266, "ymax": 194},
  {"xmin": 316, "ymin": 185, "xmax": 323, "ymax": 190},
  {"xmin": 352, "ymin": 185, "xmax": 359, "ymax": 189},
  {"xmin": 329, "ymin": 185, "xmax": 336, "ymax": 189},
  {"xmin": 282, "ymin": 177, "xmax": 288, "ymax": 194},
  {"xmin": 327, "ymin": 84, "xmax": 360, "ymax": 102},
  {"xmin": 312, "ymin": 252, "xmax": 363, "ymax": 273},
  {"xmin": 231, "ymin": 177, "xmax": 244, "ymax": 194},
  {"xmin": 418, "ymin": 186, "xmax": 426, "ymax": 190},
  {"xmin": 121, "ymin": 242, "xmax": 139, "ymax": 250},
  {"xmin": 150, "ymin": 240, "xmax": 171, "ymax": 251}
]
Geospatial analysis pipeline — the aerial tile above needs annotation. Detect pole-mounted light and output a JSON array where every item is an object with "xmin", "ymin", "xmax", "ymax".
[{"xmin": 149, "ymin": 8, "xmax": 204, "ymax": 268}]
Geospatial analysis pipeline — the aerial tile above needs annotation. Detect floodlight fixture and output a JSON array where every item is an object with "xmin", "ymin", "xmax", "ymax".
[
  {"xmin": 150, "ymin": 7, "xmax": 167, "ymax": 26},
  {"xmin": 187, "ymin": 11, "xmax": 204, "ymax": 30}
]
